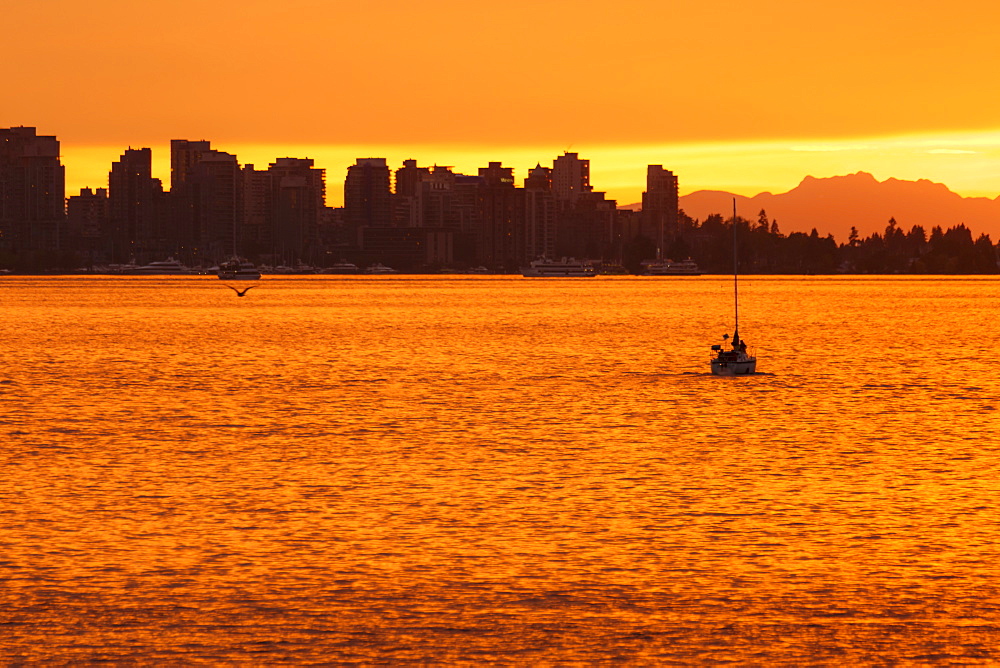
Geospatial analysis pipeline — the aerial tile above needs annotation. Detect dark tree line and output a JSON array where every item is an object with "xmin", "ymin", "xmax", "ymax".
[{"xmin": 629, "ymin": 209, "xmax": 1000, "ymax": 274}]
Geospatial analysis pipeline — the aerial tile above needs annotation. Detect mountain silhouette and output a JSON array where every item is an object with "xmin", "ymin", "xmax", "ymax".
[{"xmin": 674, "ymin": 172, "xmax": 1000, "ymax": 243}]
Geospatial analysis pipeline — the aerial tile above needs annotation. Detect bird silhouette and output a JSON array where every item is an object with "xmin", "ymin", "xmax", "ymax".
[{"xmin": 225, "ymin": 285, "xmax": 256, "ymax": 297}]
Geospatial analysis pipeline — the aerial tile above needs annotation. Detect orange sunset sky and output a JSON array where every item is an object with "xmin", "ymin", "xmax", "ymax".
[{"xmin": 7, "ymin": 0, "xmax": 1000, "ymax": 206}]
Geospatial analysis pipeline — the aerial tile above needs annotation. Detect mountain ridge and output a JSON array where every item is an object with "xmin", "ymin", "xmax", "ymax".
[{"xmin": 661, "ymin": 172, "xmax": 1000, "ymax": 242}]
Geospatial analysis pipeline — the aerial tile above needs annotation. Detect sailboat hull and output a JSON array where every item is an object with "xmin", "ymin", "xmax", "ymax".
[{"xmin": 711, "ymin": 358, "xmax": 757, "ymax": 376}]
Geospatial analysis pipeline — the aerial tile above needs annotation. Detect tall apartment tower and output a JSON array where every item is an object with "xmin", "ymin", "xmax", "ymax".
[
  {"xmin": 170, "ymin": 139, "xmax": 212, "ymax": 191},
  {"xmin": 242, "ymin": 164, "xmax": 273, "ymax": 255},
  {"xmin": 641, "ymin": 165, "xmax": 679, "ymax": 254},
  {"xmin": 191, "ymin": 151, "xmax": 242, "ymax": 261},
  {"xmin": 476, "ymin": 162, "xmax": 524, "ymax": 270},
  {"xmin": 344, "ymin": 158, "xmax": 392, "ymax": 231},
  {"xmin": 414, "ymin": 165, "xmax": 459, "ymax": 230},
  {"xmin": 551, "ymin": 152, "xmax": 591, "ymax": 206},
  {"xmin": 524, "ymin": 164, "xmax": 555, "ymax": 260},
  {"xmin": 66, "ymin": 187, "xmax": 108, "ymax": 260},
  {"xmin": 169, "ymin": 139, "xmax": 213, "ymax": 260},
  {"xmin": 268, "ymin": 157, "xmax": 326, "ymax": 264},
  {"xmin": 0, "ymin": 126, "xmax": 65, "ymax": 252},
  {"xmin": 393, "ymin": 159, "xmax": 431, "ymax": 227},
  {"xmin": 108, "ymin": 148, "xmax": 166, "ymax": 262}
]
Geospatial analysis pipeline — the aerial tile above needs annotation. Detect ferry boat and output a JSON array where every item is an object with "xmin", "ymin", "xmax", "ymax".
[
  {"xmin": 520, "ymin": 258, "xmax": 596, "ymax": 278},
  {"xmin": 218, "ymin": 257, "xmax": 261, "ymax": 280},
  {"xmin": 642, "ymin": 258, "xmax": 701, "ymax": 276},
  {"xmin": 132, "ymin": 258, "xmax": 193, "ymax": 275}
]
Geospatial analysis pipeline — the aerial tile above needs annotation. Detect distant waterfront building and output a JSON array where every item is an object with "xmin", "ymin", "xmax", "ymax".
[
  {"xmin": 0, "ymin": 126, "xmax": 65, "ymax": 252},
  {"xmin": 268, "ymin": 157, "xmax": 326, "ymax": 265},
  {"xmin": 392, "ymin": 159, "xmax": 430, "ymax": 227},
  {"xmin": 190, "ymin": 150, "xmax": 242, "ymax": 261},
  {"xmin": 170, "ymin": 139, "xmax": 212, "ymax": 192},
  {"xmin": 108, "ymin": 148, "xmax": 167, "ymax": 263},
  {"xmin": 641, "ymin": 165, "xmax": 679, "ymax": 254},
  {"xmin": 169, "ymin": 139, "xmax": 215, "ymax": 262},
  {"xmin": 415, "ymin": 165, "xmax": 460, "ymax": 230},
  {"xmin": 394, "ymin": 159, "xmax": 430, "ymax": 199},
  {"xmin": 524, "ymin": 164, "xmax": 555, "ymax": 260},
  {"xmin": 344, "ymin": 158, "xmax": 392, "ymax": 232},
  {"xmin": 476, "ymin": 162, "xmax": 524, "ymax": 270},
  {"xmin": 242, "ymin": 163, "xmax": 273, "ymax": 256},
  {"xmin": 66, "ymin": 187, "xmax": 108, "ymax": 261},
  {"xmin": 551, "ymin": 152, "xmax": 591, "ymax": 206}
]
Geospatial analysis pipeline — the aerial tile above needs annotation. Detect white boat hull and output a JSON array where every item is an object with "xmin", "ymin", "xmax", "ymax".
[
  {"xmin": 218, "ymin": 270, "xmax": 261, "ymax": 280},
  {"xmin": 711, "ymin": 357, "xmax": 757, "ymax": 376},
  {"xmin": 521, "ymin": 258, "xmax": 596, "ymax": 277},
  {"xmin": 521, "ymin": 269, "xmax": 596, "ymax": 277}
]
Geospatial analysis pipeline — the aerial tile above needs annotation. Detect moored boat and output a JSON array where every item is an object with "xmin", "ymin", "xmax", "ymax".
[
  {"xmin": 520, "ymin": 257, "xmax": 596, "ymax": 277},
  {"xmin": 642, "ymin": 258, "xmax": 701, "ymax": 276},
  {"xmin": 320, "ymin": 262, "xmax": 361, "ymax": 275},
  {"xmin": 218, "ymin": 257, "xmax": 261, "ymax": 280},
  {"xmin": 132, "ymin": 258, "xmax": 193, "ymax": 275},
  {"xmin": 365, "ymin": 263, "xmax": 398, "ymax": 274}
]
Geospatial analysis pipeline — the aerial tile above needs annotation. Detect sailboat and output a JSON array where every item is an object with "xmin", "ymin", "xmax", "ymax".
[{"xmin": 710, "ymin": 199, "xmax": 757, "ymax": 375}]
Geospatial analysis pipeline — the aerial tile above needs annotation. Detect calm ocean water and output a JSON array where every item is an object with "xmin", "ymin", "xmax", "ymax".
[{"xmin": 2, "ymin": 275, "xmax": 999, "ymax": 664}]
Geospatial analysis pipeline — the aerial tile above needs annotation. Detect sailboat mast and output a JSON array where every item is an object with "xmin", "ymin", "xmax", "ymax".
[{"xmin": 732, "ymin": 198, "xmax": 739, "ymax": 343}]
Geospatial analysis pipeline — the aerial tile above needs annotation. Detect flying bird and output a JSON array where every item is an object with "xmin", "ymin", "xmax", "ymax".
[{"xmin": 225, "ymin": 285, "xmax": 256, "ymax": 297}]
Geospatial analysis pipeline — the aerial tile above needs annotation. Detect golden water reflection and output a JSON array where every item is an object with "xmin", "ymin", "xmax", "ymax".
[{"xmin": 2, "ymin": 275, "xmax": 999, "ymax": 663}]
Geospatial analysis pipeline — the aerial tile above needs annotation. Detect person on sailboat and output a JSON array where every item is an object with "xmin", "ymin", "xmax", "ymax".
[{"xmin": 739, "ymin": 339, "xmax": 748, "ymax": 354}]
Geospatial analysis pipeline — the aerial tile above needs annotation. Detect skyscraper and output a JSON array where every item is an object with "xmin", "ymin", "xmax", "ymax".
[
  {"xmin": 170, "ymin": 139, "xmax": 212, "ymax": 192},
  {"xmin": 551, "ymin": 152, "xmax": 591, "ymax": 206},
  {"xmin": 66, "ymin": 187, "xmax": 108, "ymax": 261},
  {"xmin": 476, "ymin": 162, "xmax": 524, "ymax": 269},
  {"xmin": 168, "ymin": 139, "xmax": 213, "ymax": 261},
  {"xmin": 392, "ymin": 159, "xmax": 430, "ymax": 227},
  {"xmin": 524, "ymin": 164, "xmax": 555, "ymax": 260},
  {"xmin": 268, "ymin": 157, "xmax": 326, "ymax": 264},
  {"xmin": 641, "ymin": 165, "xmax": 679, "ymax": 255},
  {"xmin": 108, "ymin": 148, "xmax": 166, "ymax": 262},
  {"xmin": 0, "ymin": 126, "xmax": 65, "ymax": 252},
  {"xmin": 344, "ymin": 158, "xmax": 392, "ymax": 231},
  {"xmin": 190, "ymin": 150, "xmax": 241, "ymax": 260}
]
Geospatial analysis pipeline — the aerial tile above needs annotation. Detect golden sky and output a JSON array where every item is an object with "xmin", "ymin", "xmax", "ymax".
[{"xmin": 8, "ymin": 0, "xmax": 1000, "ymax": 204}]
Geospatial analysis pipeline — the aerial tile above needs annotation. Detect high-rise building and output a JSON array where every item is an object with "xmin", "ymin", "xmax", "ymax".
[
  {"xmin": 394, "ymin": 159, "xmax": 430, "ymax": 199},
  {"xmin": 414, "ymin": 165, "xmax": 459, "ymax": 230},
  {"xmin": 476, "ymin": 162, "xmax": 524, "ymax": 270},
  {"xmin": 524, "ymin": 164, "xmax": 555, "ymax": 260},
  {"xmin": 641, "ymin": 165, "xmax": 679, "ymax": 254},
  {"xmin": 108, "ymin": 148, "xmax": 166, "ymax": 262},
  {"xmin": 168, "ymin": 139, "xmax": 214, "ymax": 261},
  {"xmin": 190, "ymin": 150, "xmax": 241, "ymax": 261},
  {"xmin": 551, "ymin": 152, "xmax": 591, "ymax": 206},
  {"xmin": 268, "ymin": 157, "xmax": 326, "ymax": 265},
  {"xmin": 168, "ymin": 139, "xmax": 242, "ymax": 262},
  {"xmin": 0, "ymin": 126, "xmax": 65, "ymax": 252},
  {"xmin": 66, "ymin": 187, "xmax": 108, "ymax": 260},
  {"xmin": 344, "ymin": 158, "xmax": 392, "ymax": 232},
  {"xmin": 241, "ymin": 158, "xmax": 327, "ymax": 264},
  {"xmin": 393, "ymin": 159, "xmax": 431, "ymax": 227},
  {"xmin": 242, "ymin": 164, "xmax": 272, "ymax": 256},
  {"xmin": 170, "ymin": 139, "xmax": 212, "ymax": 192}
]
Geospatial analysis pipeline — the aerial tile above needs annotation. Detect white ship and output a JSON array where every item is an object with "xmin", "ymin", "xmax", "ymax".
[
  {"xmin": 642, "ymin": 258, "xmax": 701, "ymax": 276},
  {"xmin": 520, "ymin": 258, "xmax": 596, "ymax": 277},
  {"xmin": 132, "ymin": 258, "xmax": 193, "ymax": 275},
  {"xmin": 217, "ymin": 258, "xmax": 261, "ymax": 280}
]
